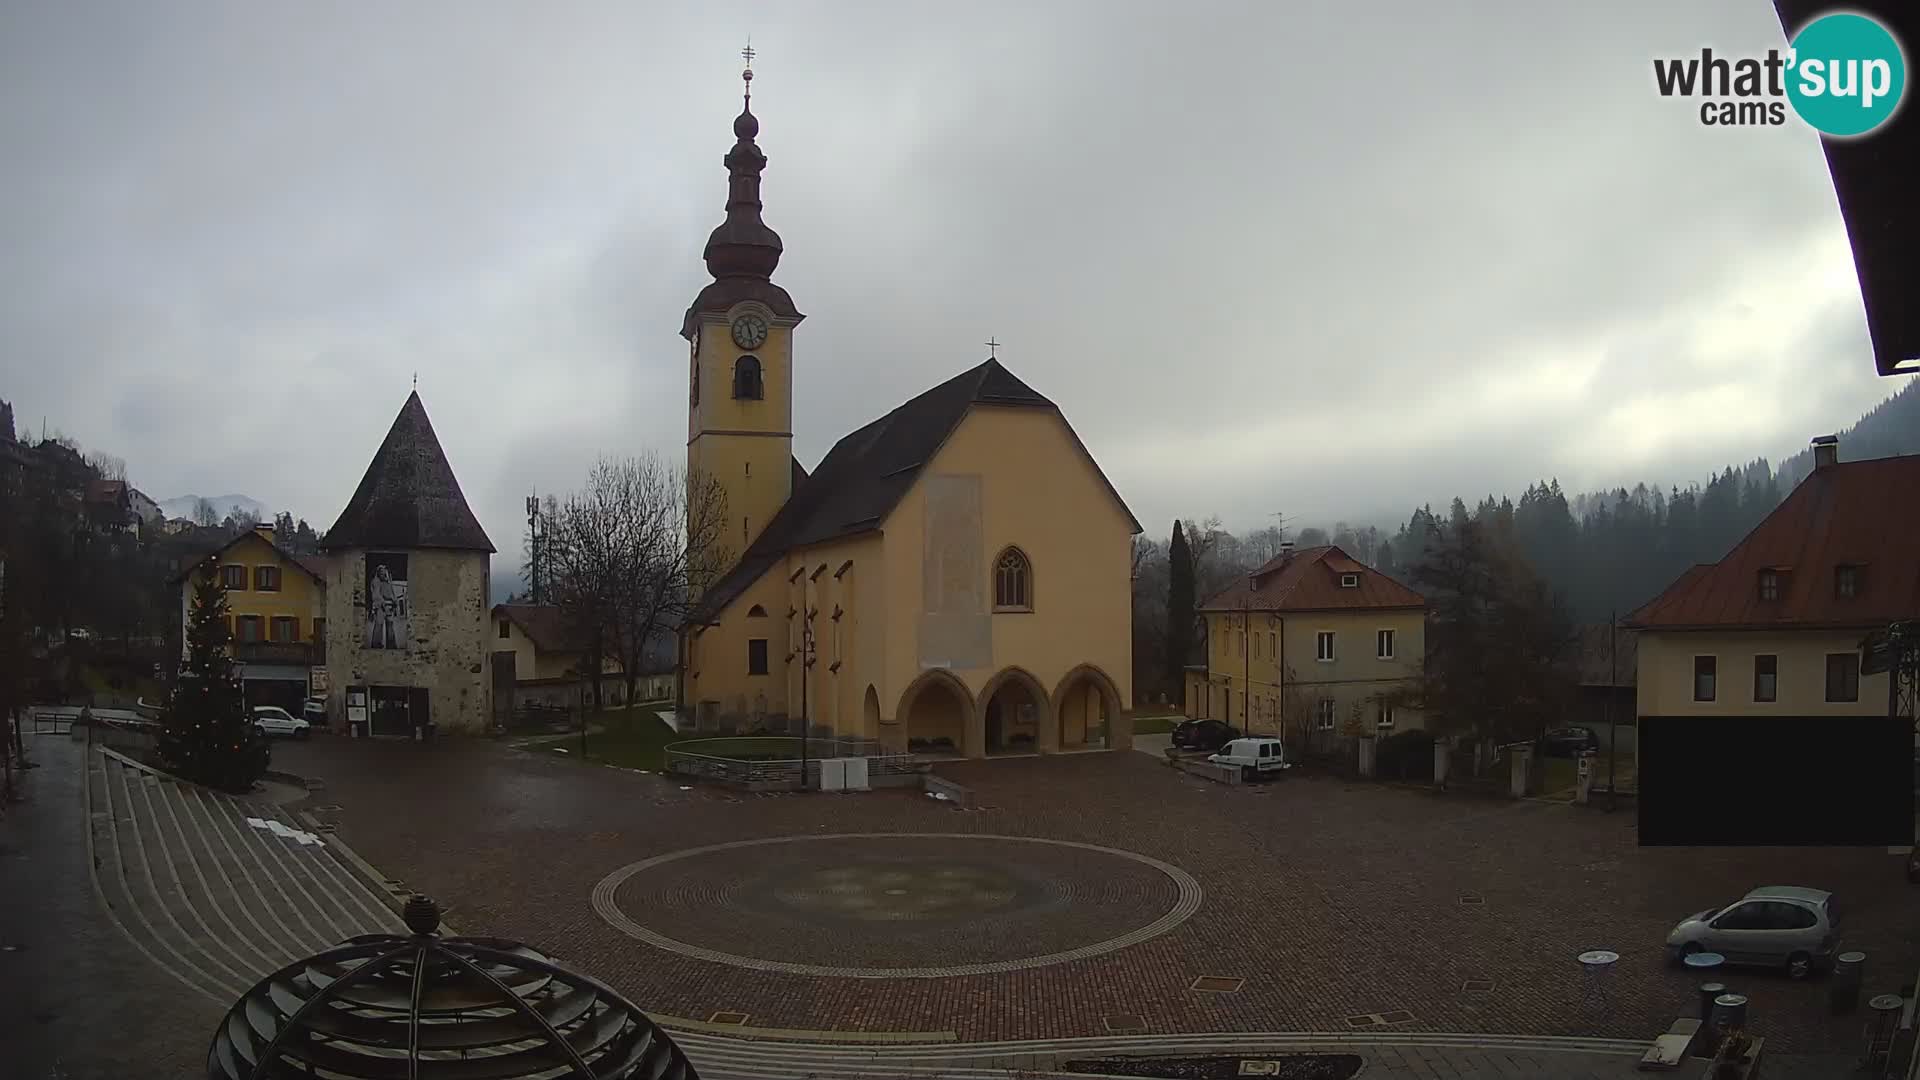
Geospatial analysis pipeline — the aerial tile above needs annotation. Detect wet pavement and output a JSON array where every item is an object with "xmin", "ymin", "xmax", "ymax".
[{"xmin": 1, "ymin": 734, "xmax": 217, "ymax": 1080}]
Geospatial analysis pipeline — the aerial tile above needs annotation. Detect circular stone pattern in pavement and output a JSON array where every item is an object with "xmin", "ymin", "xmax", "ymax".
[{"xmin": 592, "ymin": 833, "xmax": 1203, "ymax": 978}]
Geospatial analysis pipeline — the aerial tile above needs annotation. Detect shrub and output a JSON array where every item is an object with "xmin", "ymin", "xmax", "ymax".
[{"xmin": 1376, "ymin": 729, "xmax": 1436, "ymax": 781}]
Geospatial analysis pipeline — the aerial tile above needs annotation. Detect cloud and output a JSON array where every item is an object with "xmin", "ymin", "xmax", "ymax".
[{"xmin": 0, "ymin": 0, "xmax": 1898, "ymax": 562}]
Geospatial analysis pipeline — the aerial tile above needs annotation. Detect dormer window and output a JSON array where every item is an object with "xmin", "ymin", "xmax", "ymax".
[
  {"xmin": 1339, "ymin": 573, "xmax": 1360, "ymax": 589},
  {"xmin": 1757, "ymin": 569, "xmax": 1780, "ymax": 602},
  {"xmin": 1835, "ymin": 564, "xmax": 1860, "ymax": 600},
  {"xmin": 732, "ymin": 355, "xmax": 763, "ymax": 400}
]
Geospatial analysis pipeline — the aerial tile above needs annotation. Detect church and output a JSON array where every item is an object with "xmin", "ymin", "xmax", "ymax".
[{"xmin": 678, "ymin": 62, "xmax": 1140, "ymax": 759}]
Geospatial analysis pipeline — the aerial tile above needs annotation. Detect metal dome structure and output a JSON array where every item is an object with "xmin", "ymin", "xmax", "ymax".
[{"xmin": 207, "ymin": 895, "xmax": 699, "ymax": 1080}]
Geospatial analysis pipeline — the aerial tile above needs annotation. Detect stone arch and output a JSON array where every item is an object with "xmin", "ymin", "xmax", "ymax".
[
  {"xmin": 896, "ymin": 668, "xmax": 975, "ymax": 758},
  {"xmin": 862, "ymin": 684, "xmax": 881, "ymax": 740},
  {"xmin": 978, "ymin": 666, "xmax": 1051, "ymax": 755},
  {"xmin": 1051, "ymin": 664, "xmax": 1126, "ymax": 751}
]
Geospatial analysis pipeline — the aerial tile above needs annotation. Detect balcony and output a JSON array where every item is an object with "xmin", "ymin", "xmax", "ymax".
[{"xmin": 232, "ymin": 641, "xmax": 318, "ymax": 667}]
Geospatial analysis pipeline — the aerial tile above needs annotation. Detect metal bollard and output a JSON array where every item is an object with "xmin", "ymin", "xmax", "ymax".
[
  {"xmin": 1711, "ymin": 992, "xmax": 1749, "ymax": 1033},
  {"xmin": 1698, "ymin": 981, "xmax": 1727, "ymax": 1022},
  {"xmin": 1829, "ymin": 951, "xmax": 1865, "ymax": 1014}
]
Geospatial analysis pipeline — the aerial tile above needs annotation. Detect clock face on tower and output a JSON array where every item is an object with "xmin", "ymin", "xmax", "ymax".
[{"xmin": 730, "ymin": 313, "xmax": 769, "ymax": 350}]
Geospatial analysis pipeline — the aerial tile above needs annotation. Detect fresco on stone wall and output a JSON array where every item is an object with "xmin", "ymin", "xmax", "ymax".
[{"xmin": 365, "ymin": 552, "xmax": 410, "ymax": 650}]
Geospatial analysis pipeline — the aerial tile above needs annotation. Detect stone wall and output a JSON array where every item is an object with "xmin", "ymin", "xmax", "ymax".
[{"xmin": 324, "ymin": 547, "xmax": 491, "ymax": 734}]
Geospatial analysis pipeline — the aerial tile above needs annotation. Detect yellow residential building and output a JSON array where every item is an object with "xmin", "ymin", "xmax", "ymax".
[
  {"xmin": 1626, "ymin": 437, "xmax": 1911, "ymax": 721},
  {"xmin": 677, "ymin": 73, "xmax": 1139, "ymax": 758},
  {"xmin": 172, "ymin": 522, "xmax": 329, "ymax": 710},
  {"xmin": 1187, "ymin": 544, "xmax": 1427, "ymax": 750}
]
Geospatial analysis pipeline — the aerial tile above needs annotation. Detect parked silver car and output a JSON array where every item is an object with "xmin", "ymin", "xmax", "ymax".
[{"xmin": 1666, "ymin": 886, "xmax": 1839, "ymax": 978}]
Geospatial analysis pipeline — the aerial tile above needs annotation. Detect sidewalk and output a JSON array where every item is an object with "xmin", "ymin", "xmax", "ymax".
[{"xmin": 0, "ymin": 734, "xmax": 217, "ymax": 1079}]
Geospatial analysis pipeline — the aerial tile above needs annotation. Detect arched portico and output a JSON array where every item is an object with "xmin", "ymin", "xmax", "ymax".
[
  {"xmin": 897, "ymin": 668, "xmax": 974, "ymax": 758},
  {"xmin": 977, "ymin": 667, "xmax": 1051, "ymax": 755},
  {"xmin": 1052, "ymin": 664, "xmax": 1127, "ymax": 751}
]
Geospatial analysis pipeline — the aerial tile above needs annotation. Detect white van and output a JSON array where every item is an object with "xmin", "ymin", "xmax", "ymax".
[{"xmin": 1208, "ymin": 737, "xmax": 1291, "ymax": 780}]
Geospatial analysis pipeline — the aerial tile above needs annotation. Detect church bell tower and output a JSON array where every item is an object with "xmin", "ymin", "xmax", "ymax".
[{"xmin": 683, "ymin": 46, "xmax": 804, "ymax": 560}]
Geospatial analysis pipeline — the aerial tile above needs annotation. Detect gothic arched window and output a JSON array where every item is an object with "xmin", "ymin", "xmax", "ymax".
[
  {"xmin": 733, "ymin": 355, "xmax": 763, "ymax": 400},
  {"xmin": 993, "ymin": 546, "xmax": 1032, "ymax": 611},
  {"xmin": 747, "ymin": 605, "xmax": 767, "ymax": 617}
]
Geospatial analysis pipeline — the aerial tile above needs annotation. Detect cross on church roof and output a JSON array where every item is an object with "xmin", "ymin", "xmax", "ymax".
[{"xmin": 985, "ymin": 337, "xmax": 1001, "ymax": 359}]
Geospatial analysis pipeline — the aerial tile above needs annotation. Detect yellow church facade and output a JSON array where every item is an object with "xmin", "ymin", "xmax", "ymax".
[{"xmin": 677, "ymin": 68, "xmax": 1138, "ymax": 758}]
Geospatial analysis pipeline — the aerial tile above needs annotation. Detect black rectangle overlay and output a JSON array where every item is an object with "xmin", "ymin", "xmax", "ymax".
[{"xmin": 1638, "ymin": 716, "xmax": 1914, "ymax": 846}]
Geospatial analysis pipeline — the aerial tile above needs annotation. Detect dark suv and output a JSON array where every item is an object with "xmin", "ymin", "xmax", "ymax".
[{"xmin": 1172, "ymin": 718, "xmax": 1239, "ymax": 752}]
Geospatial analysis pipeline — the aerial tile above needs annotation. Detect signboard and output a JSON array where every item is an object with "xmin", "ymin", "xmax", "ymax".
[
  {"xmin": 345, "ymin": 688, "xmax": 368, "ymax": 727},
  {"xmin": 310, "ymin": 666, "xmax": 330, "ymax": 694}
]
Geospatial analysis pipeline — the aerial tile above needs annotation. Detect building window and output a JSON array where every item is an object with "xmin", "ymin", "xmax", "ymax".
[
  {"xmin": 1825, "ymin": 653, "xmax": 1860, "ymax": 703},
  {"xmin": 1315, "ymin": 698, "xmax": 1336, "ymax": 730},
  {"xmin": 221, "ymin": 564, "xmax": 246, "ymax": 590},
  {"xmin": 1316, "ymin": 631, "xmax": 1336, "ymax": 662},
  {"xmin": 733, "ymin": 355, "xmax": 763, "ymax": 399},
  {"xmin": 314, "ymin": 617, "xmax": 326, "ymax": 643},
  {"xmin": 1376, "ymin": 629, "xmax": 1395, "ymax": 659},
  {"xmin": 747, "ymin": 638, "xmax": 769, "ymax": 676},
  {"xmin": 747, "ymin": 604, "xmax": 768, "ymax": 617},
  {"xmin": 498, "ymin": 620, "xmax": 510, "ymax": 639},
  {"xmin": 1376, "ymin": 703, "xmax": 1395, "ymax": 732},
  {"xmin": 237, "ymin": 615, "xmax": 263, "ymax": 643},
  {"xmin": 269, "ymin": 616, "xmax": 299, "ymax": 643},
  {"xmin": 1693, "ymin": 656, "xmax": 1716, "ymax": 702},
  {"xmin": 1753, "ymin": 654, "xmax": 1777, "ymax": 703},
  {"xmin": 993, "ymin": 547, "xmax": 1032, "ymax": 611},
  {"xmin": 1340, "ymin": 573, "xmax": 1360, "ymax": 588},
  {"xmin": 1268, "ymin": 631, "xmax": 1276, "ymax": 657},
  {"xmin": 254, "ymin": 565, "xmax": 281, "ymax": 592},
  {"xmin": 1835, "ymin": 564, "xmax": 1859, "ymax": 599},
  {"xmin": 1757, "ymin": 569, "xmax": 1779, "ymax": 601}
]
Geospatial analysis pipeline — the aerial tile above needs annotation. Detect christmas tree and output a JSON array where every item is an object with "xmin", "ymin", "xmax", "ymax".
[{"xmin": 158, "ymin": 563, "xmax": 268, "ymax": 792}]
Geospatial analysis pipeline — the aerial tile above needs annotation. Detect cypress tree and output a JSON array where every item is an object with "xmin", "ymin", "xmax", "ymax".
[
  {"xmin": 158, "ymin": 564, "xmax": 268, "ymax": 793},
  {"xmin": 1166, "ymin": 521, "xmax": 1195, "ymax": 707}
]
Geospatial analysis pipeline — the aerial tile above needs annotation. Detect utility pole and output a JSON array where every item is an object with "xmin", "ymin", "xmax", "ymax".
[
  {"xmin": 1607, "ymin": 611, "xmax": 1618, "ymax": 813},
  {"xmin": 525, "ymin": 495, "xmax": 542, "ymax": 604}
]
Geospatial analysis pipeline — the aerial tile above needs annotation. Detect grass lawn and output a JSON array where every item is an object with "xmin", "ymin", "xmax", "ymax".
[
  {"xmin": 519, "ymin": 702, "xmax": 679, "ymax": 771},
  {"xmin": 1131, "ymin": 712, "xmax": 1186, "ymax": 735}
]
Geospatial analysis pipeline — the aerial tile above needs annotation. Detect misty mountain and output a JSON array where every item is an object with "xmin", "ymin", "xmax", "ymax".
[{"xmin": 157, "ymin": 493, "xmax": 268, "ymax": 522}]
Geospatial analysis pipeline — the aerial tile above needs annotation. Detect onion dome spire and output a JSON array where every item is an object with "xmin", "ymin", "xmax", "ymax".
[{"xmin": 704, "ymin": 42, "xmax": 783, "ymax": 281}]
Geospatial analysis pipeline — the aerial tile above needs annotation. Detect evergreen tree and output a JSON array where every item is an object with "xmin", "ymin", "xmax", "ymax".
[
  {"xmin": 1166, "ymin": 521, "xmax": 1195, "ymax": 706},
  {"xmin": 158, "ymin": 565, "xmax": 268, "ymax": 793}
]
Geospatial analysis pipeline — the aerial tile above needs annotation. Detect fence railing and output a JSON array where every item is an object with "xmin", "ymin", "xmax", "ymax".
[{"xmin": 664, "ymin": 736, "xmax": 921, "ymax": 792}]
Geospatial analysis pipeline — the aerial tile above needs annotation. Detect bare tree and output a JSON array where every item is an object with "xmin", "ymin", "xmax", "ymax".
[
  {"xmin": 545, "ymin": 455, "xmax": 732, "ymax": 711},
  {"xmin": 86, "ymin": 452, "xmax": 127, "ymax": 481},
  {"xmin": 192, "ymin": 498, "xmax": 220, "ymax": 528}
]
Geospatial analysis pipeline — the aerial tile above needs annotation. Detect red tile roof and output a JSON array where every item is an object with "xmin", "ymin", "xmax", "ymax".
[
  {"xmin": 1199, "ymin": 545, "xmax": 1426, "ymax": 613},
  {"xmin": 1626, "ymin": 454, "xmax": 1920, "ymax": 630}
]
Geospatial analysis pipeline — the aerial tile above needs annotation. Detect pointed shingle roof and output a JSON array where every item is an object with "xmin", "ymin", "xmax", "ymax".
[
  {"xmin": 323, "ymin": 392, "xmax": 495, "ymax": 553},
  {"xmin": 690, "ymin": 357, "xmax": 1139, "ymax": 622}
]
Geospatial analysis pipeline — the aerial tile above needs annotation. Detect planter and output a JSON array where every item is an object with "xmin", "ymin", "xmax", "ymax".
[{"xmin": 1699, "ymin": 1035, "xmax": 1762, "ymax": 1080}]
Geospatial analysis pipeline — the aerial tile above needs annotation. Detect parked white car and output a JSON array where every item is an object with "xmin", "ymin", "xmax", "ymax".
[
  {"xmin": 253, "ymin": 705, "xmax": 311, "ymax": 739},
  {"xmin": 1208, "ymin": 737, "xmax": 1291, "ymax": 780}
]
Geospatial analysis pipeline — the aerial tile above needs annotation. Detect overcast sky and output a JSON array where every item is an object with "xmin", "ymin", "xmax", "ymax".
[{"xmin": 1, "ymin": 1, "xmax": 1907, "ymax": 569}]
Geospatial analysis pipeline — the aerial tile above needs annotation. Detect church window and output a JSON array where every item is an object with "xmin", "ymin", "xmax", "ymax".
[
  {"xmin": 993, "ymin": 547, "xmax": 1032, "ymax": 611},
  {"xmin": 747, "ymin": 605, "xmax": 767, "ymax": 617},
  {"xmin": 747, "ymin": 638, "xmax": 769, "ymax": 675},
  {"xmin": 733, "ymin": 355, "xmax": 763, "ymax": 399}
]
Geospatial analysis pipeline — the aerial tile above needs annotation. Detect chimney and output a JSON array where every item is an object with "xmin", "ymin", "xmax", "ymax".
[
  {"xmin": 1280, "ymin": 540, "xmax": 1295, "ymax": 558},
  {"xmin": 254, "ymin": 521, "xmax": 276, "ymax": 542},
  {"xmin": 1811, "ymin": 434, "xmax": 1839, "ymax": 471}
]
